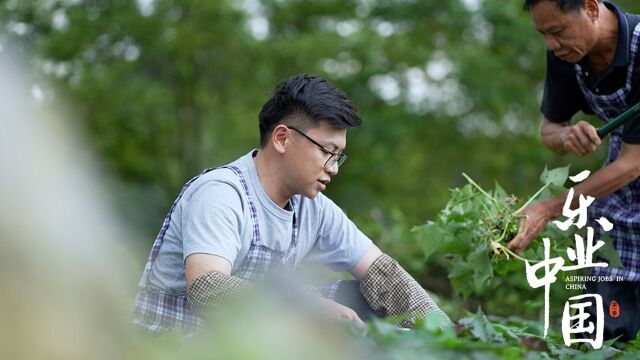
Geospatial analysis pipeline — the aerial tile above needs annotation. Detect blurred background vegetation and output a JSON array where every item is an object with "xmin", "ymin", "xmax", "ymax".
[{"xmin": 3, "ymin": 0, "xmax": 639, "ymax": 327}]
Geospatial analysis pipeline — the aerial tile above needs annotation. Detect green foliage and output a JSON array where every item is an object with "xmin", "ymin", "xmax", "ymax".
[
  {"xmin": 3, "ymin": 1, "xmax": 639, "ymax": 356},
  {"xmin": 361, "ymin": 308, "xmax": 637, "ymax": 359},
  {"xmin": 122, "ymin": 302, "xmax": 640, "ymax": 359},
  {"xmin": 0, "ymin": 0, "xmax": 602, "ymax": 234},
  {"xmin": 4, "ymin": 0, "xmax": 639, "ymax": 236},
  {"xmin": 415, "ymin": 166, "xmax": 621, "ymax": 299}
]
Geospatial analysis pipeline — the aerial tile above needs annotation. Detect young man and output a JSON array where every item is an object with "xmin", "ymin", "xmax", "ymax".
[
  {"xmin": 132, "ymin": 74, "xmax": 450, "ymax": 333},
  {"xmin": 510, "ymin": 0, "xmax": 640, "ymax": 341}
]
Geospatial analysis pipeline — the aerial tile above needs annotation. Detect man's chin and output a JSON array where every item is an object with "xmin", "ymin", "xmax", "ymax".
[
  {"xmin": 298, "ymin": 190, "xmax": 320, "ymax": 199},
  {"xmin": 292, "ymin": 183, "xmax": 322, "ymax": 199},
  {"xmin": 565, "ymin": 52, "xmax": 585, "ymax": 64},
  {"xmin": 302, "ymin": 188, "xmax": 322, "ymax": 199}
]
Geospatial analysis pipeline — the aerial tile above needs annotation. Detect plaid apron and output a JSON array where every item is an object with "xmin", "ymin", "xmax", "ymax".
[
  {"xmin": 131, "ymin": 165, "xmax": 339, "ymax": 333},
  {"xmin": 574, "ymin": 22, "xmax": 640, "ymax": 281}
]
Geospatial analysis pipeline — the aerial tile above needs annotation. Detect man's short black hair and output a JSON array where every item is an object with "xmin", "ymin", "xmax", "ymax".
[
  {"xmin": 523, "ymin": 0, "xmax": 602, "ymax": 12},
  {"xmin": 258, "ymin": 74, "xmax": 362, "ymax": 147}
]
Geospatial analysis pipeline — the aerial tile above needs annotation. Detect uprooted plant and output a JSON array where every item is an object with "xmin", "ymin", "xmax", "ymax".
[{"xmin": 413, "ymin": 166, "xmax": 620, "ymax": 298}]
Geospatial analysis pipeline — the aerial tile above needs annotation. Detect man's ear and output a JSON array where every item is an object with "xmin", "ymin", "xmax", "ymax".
[
  {"xmin": 271, "ymin": 124, "xmax": 289, "ymax": 154},
  {"xmin": 584, "ymin": 0, "xmax": 599, "ymax": 22}
]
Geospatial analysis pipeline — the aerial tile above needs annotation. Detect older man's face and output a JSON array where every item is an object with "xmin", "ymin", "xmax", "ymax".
[{"xmin": 531, "ymin": 0, "xmax": 600, "ymax": 63}]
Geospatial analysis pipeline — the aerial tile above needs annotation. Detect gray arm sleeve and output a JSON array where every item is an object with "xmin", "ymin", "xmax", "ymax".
[
  {"xmin": 359, "ymin": 254, "xmax": 452, "ymax": 328},
  {"xmin": 187, "ymin": 272, "xmax": 252, "ymax": 316}
]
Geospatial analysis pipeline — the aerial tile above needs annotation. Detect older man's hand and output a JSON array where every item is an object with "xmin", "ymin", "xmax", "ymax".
[
  {"xmin": 507, "ymin": 199, "xmax": 555, "ymax": 255},
  {"xmin": 561, "ymin": 120, "xmax": 602, "ymax": 157}
]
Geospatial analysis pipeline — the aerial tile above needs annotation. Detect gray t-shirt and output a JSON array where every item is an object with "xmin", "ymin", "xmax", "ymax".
[{"xmin": 148, "ymin": 150, "xmax": 373, "ymax": 293}]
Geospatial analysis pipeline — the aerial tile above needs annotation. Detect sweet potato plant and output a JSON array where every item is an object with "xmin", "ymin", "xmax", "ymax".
[{"xmin": 414, "ymin": 166, "xmax": 621, "ymax": 298}]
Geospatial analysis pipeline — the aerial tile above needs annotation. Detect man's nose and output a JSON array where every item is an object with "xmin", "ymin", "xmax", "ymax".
[
  {"xmin": 325, "ymin": 162, "xmax": 339, "ymax": 176},
  {"xmin": 544, "ymin": 35, "xmax": 561, "ymax": 51}
]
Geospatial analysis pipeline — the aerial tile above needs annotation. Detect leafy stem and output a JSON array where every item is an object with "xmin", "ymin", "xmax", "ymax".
[
  {"xmin": 462, "ymin": 173, "xmax": 498, "ymax": 205},
  {"xmin": 491, "ymin": 241, "xmax": 540, "ymax": 263},
  {"xmin": 495, "ymin": 218, "xmax": 515, "ymax": 243},
  {"xmin": 514, "ymin": 183, "xmax": 550, "ymax": 214}
]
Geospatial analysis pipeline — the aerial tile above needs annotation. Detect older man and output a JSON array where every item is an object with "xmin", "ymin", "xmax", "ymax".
[{"xmin": 509, "ymin": 0, "xmax": 640, "ymax": 341}]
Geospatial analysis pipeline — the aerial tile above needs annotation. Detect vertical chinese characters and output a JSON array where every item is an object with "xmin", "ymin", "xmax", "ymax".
[{"xmin": 524, "ymin": 171, "xmax": 612, "ymax": 349}]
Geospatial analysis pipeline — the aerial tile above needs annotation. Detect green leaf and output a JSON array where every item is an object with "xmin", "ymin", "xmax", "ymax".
[
  {"xmin": 418, "ymin": 311, "xmax": 455, "ymax": 335},
  {"xmin": 540, "ymin": 165, "xmax": 570, "ymax": 187},
  {"xmin": 463, "ymin": 307, "xmax": 504, "ymax": 343},
  {"xmin": 493, "ymin": 258, "xmax": 524, "ymax": 275},
  {"xmin": 469, "ymin": 243, "xmax": 493, "ymax": 290},
  {"xmin": 448, "ymin": 255, "xmax": 474, "ymax": 299},
  {"xmin": 596, "ymin": 234, "xmax": 624, "ymax": 268},
  {"xmin": 415, "ymin": 222, "xmax": 450, "ymax": 260},
  {"xmin": 493, "ymin": 181, "xmax": 509, "ymax": 200}
]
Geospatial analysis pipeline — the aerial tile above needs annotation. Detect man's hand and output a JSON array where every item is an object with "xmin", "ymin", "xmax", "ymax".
[
  {"xmin": 560, "ymin": 120, "xmax": 601, "ymax": 157},
  {"xmin": 507, "ymin": 199, "xmax": 556, "ymax": 255},
  {"xmin": 317, "ymin": 297, "xmax": 364, "ymax": 325}
]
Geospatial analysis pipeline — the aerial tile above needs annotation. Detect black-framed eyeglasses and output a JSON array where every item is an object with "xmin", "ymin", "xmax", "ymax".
[{"xmin": 288, "ymin": 126, "xmax": 347, "ymax": 168}]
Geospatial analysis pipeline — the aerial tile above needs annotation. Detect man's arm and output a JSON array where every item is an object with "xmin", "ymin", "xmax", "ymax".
[
  {"xmin": 508, "ymin": 142, "xmax": 640, "ymax": 253},
  {"xmin": 185, "ymin": 253, "xmax": 253, "ymax": 315},
  {"xmin": 185, "ymin": 253, "xmax": 232, "ymax": 284},
  {"xmin": 540, "ymin": 117, "xmax": 601, "ymax": 156},
  {"xmin": 186, "ymin": 253, "xmax": 364, "ymax": 323},
  {"xmin": 351, "ymin": 245, "xmax": 451, "ymax": 328},
  {"xmin": 349, "ymin": 244, "xmax": 383, "ymax": 281}
]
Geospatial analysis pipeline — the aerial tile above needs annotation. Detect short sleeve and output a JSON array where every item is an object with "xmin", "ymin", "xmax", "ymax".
[
  {"xmin": 181, "ymin": 180, "xmax": 245, "ymax": 266},
  {"xmin": 303, "ymin": 194, "xmax": 372, "ymax": 272},
  {"xmin": 541, "ymin": 52, "xmax": 592, "ymax": 122}
]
